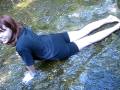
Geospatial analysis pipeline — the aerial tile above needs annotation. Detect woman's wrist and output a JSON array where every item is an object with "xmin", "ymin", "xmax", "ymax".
[{"xmin": 29, "ymin": 70, "xmax": 37, "ymax": 77}]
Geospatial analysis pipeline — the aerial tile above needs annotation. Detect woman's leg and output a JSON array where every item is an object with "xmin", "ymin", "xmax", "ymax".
[
  {"xmin": 73, "ymin": 23, "xmax": 120, "ymax": 50},
  {"xmin": 68, "ymin": 15, "xmax": 120, "ymax": 42}
]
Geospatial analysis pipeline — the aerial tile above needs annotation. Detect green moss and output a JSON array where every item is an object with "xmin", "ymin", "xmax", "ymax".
[
  {"xmin": 2, "ymin": 47, "xmax": 15, "ymax": 58},
  {"xmin": 67, "ymin": 5, "xmax": 78, "ymax": 12},
  {"xmin": 117, "ymin": 0, "xmax": 120, "ymax": 8}
]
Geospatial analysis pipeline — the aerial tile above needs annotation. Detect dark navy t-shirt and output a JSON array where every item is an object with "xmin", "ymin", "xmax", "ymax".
[{"xmin": 16, "ymin": 26, "xmax": 79, "ymax": 66}]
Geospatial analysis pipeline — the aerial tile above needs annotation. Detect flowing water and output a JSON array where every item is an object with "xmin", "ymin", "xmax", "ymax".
[{"xmin": 0, "ymin": 0, "xmax": 120, "ymax": 90}]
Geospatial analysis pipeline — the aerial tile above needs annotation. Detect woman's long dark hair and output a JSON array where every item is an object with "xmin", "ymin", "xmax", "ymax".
[{"xmin": 0, "ymin": 15, "xmax": 22, "ymax": 45}]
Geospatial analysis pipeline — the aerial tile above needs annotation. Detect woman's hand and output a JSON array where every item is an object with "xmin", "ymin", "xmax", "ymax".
[{"xmin": 22, "ymin": 71, "xmax": 37, "ymax": 85}]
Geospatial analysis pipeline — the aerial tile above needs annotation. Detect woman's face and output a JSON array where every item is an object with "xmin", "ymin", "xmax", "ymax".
[{"xmin": 0, "ymin": 25, "xmax": 12, "ymax": 44}]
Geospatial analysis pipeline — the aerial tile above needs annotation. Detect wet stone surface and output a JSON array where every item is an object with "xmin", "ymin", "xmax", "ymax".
[{"xmin": 0, "ymin": 0, "xmax": 120, "ymax": 90}]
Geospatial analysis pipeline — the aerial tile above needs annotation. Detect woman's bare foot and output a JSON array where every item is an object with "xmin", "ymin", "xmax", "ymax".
[
  {"xmin": 106, "ymin": 15, "xmax": 120, "ymax": 23},
  {"xmin": 112, "ymin": 22, "xmax": 120, "ymax": 31}
]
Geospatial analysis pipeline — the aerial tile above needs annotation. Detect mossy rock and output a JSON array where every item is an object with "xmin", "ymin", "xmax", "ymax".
[{"xmin": 117, "ymin": 0, "xmax": 120, "ymax": 9}]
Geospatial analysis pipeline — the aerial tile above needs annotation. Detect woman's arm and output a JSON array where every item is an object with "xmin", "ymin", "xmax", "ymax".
[
  {"xmin": 26, "ymin": 65, "xmax": 36, "ymax": 74},
  {"xmin": 16, "ymin": 48, "xmax": 37, "ymax": 84}
]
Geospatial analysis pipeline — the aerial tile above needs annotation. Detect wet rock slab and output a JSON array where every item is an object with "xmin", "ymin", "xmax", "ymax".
[{"xmin": 0, "ymin": 0, "xmax": 120, "ymax": 90}]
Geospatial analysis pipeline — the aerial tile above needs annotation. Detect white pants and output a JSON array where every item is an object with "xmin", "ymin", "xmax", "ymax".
[{"xmin": 67, "ymin": 15, "xmax": 120, "ymax": 50}]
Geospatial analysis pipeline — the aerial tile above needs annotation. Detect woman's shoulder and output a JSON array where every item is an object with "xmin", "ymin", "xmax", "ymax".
[{"xmin": 22, "ymin": 24, "xmax": 32, "ymax": 30}]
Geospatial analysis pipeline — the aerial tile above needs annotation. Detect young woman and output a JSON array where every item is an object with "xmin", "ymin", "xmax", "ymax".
[{"xmin": 0, "ymin": 15, "xmax": 120, "ymax": 84}]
